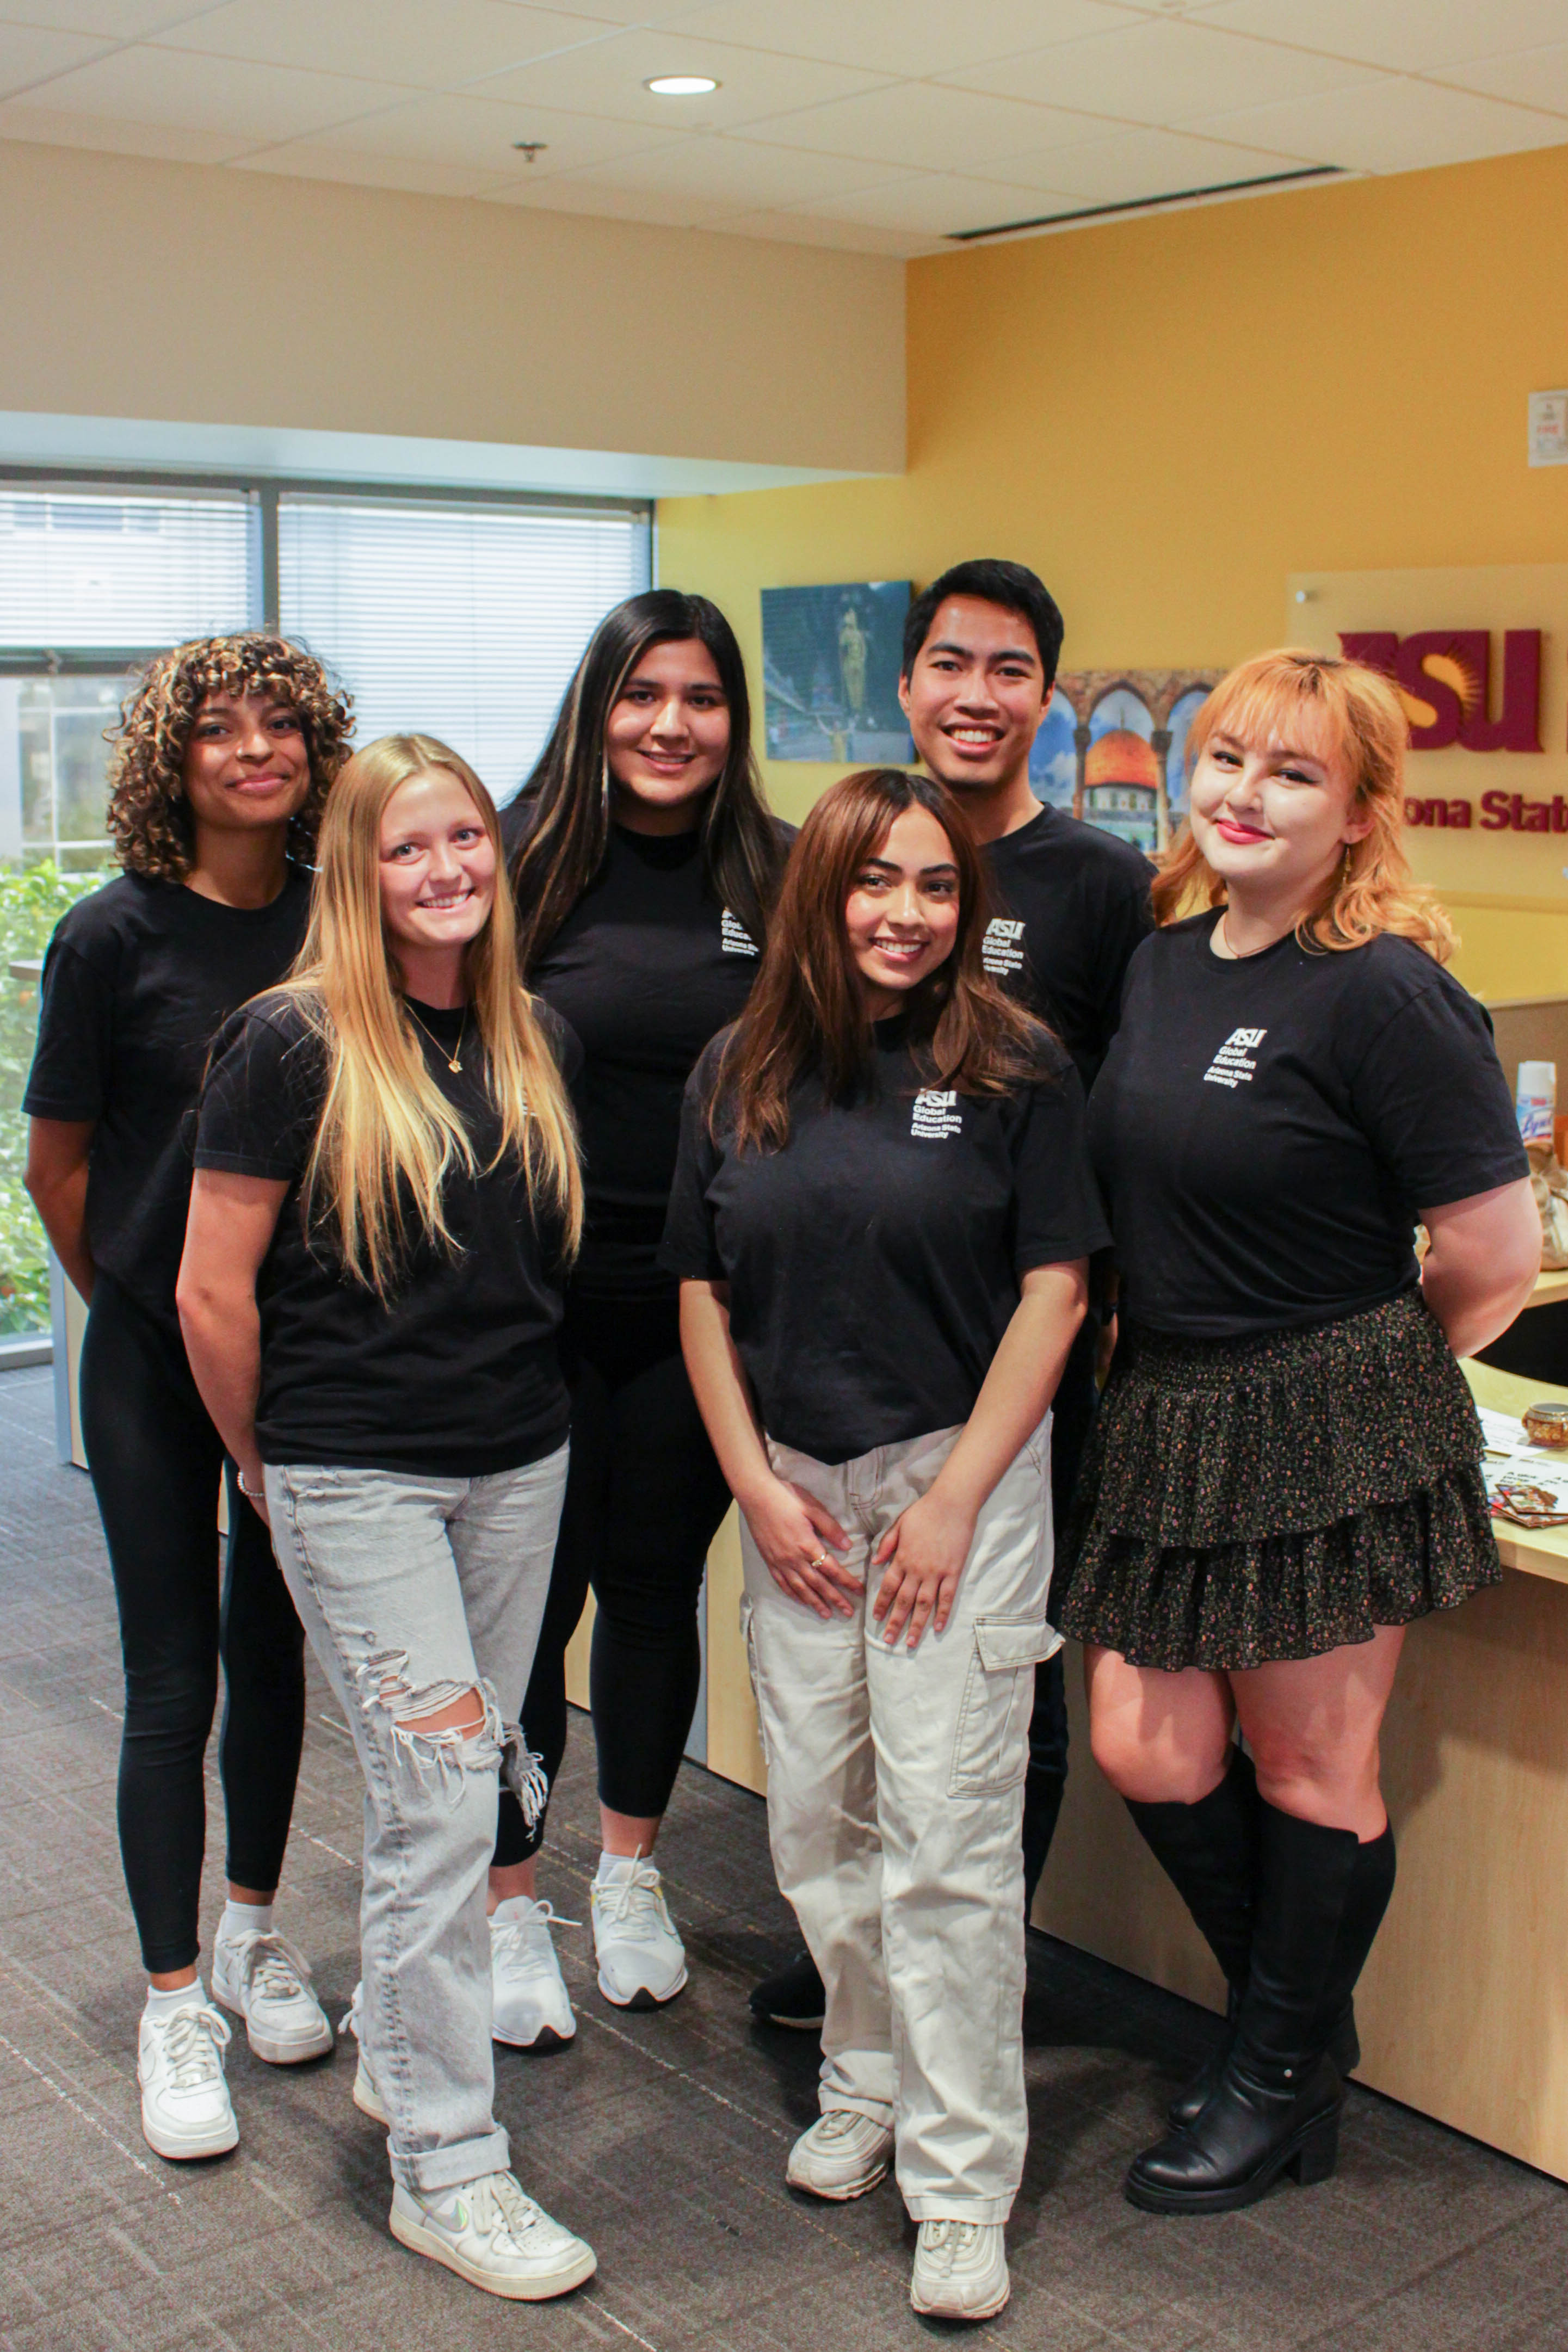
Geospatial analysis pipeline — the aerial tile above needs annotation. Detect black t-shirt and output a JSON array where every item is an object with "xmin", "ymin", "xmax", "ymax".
[
  {"xmin": 660, "ymin": 1021, "xmax": 1111, "ymax": 1464},
  {"xmin": 981, "ymin": 805, "xmax": 1154, "ymax": 1090},
  {"xmin": 23, "ymin": 868, "xmax": 312, "ymax": 1327},
  {"xmin": 194, "ymin": 993, "xmax": 579, "ymax": 1477},
  {"xmin": 502, "ymin": 802, "xmax": 781, "ymax": 1299},
  {"xmin": 1087, "ymin": 912, "xmax": 1528, "ymax": 1340}
]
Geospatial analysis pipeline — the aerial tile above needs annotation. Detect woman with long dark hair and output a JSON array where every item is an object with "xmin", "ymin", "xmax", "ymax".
[
  {"xmin": 1058, "ymin": 651, "xmax": 1538, "ymax": 2215},
  {"xmin": 491, "ymin": 589, "xmax": 787, "ymax": 2038},
  {"xmin": 24, "ymin": 635, "xmax": 350, "ymax": 2162},
  {"xmin": 178, "ymin": 735, "xmax": 595, "ymax": 2300},
  {"xmin": 664, "ymin": 768, "xmax": 1107, "ymax": 2321}
]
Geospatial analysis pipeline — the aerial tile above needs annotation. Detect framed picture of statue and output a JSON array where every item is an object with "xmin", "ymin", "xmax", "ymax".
[
  {"xmin": 761, "ymin": 581, "xmax": 914, "ymax": 764},
  {"xmin": 1030, "ymin": 668, "xmax": 1223, "ymax": 853}
]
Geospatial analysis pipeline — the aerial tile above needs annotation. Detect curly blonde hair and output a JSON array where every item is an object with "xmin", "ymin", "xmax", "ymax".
[
  {"xmin": 1152, "ymin": 648, "xmax": 1455, "ymax": 964},
  {"xmin": 106, "ymin": 634, "xmax": 354, "ymax": 881}
]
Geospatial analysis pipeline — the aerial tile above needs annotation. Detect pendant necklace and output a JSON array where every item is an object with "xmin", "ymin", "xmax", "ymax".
[{"xmin": 406, "ymin": 1001, "xmax": 466, "ymax": 1073}]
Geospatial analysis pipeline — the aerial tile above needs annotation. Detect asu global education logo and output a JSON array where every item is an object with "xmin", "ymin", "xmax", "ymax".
[
  {"xmin": 981, "ymin": 917, "xmax": 1026, "ymax": 979},
  {"xmin": 720, "ymin": 910, "xmax": 759, "ymax": 956},
  {"xmin": 1203, "ymin": 1029, "xmax": 1266, "ymax": 1089},
  {"xmin": 911, "ymin": 1090, "xmax": 963, "ymax": 1139}
]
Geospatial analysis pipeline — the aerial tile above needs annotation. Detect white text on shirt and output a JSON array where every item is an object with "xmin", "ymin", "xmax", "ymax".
[
  {"xmin": 1203, "ymin": 1027, "xmax": 1267, "ymax": 1088},
  {"xmin": 911, "ymin": 1089, "xmax": 964, "ymax": 1138}
]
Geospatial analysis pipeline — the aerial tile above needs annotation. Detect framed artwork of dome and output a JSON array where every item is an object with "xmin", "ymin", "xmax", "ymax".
[{"xmin": 1030, "ymin": 667, "xmax": 1223, "ymax": 853}]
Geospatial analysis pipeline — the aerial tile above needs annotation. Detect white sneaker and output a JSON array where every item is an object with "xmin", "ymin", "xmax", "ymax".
[
  {"xmin": 786, "ymin": 2109, "xmax": 894, "ymax": 2201},
  {"xmin": 590, "ymin": 1857, "xmax": 687, "ymax": 2008},
  {"xmin": 340, "ymin": 1990, "xmax": 387, "ymax": 2124},
  {"xmin": 910, "ymin": 2219, "xmax": 1010, "ymax": 2322},
  {"xmin": 390, "ymin": 2170, "xmax": 596, "ymax": 2301},
  {"xmin": 490, "ymin": 1899, "xmax": 577, "ymax": 2049},
  {"xmin": 213, "ymin": 1929, "xmax": 332, "ymax": 2065},
  {"xmin": 138, "ymin": 1997, "xmax": 239, "ymax": 2161}
]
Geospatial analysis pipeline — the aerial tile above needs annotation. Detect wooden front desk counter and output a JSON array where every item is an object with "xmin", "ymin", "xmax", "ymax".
[{"xmin": 671, "ymin": 1354, "xmax": 1568, "ymax": 2186}]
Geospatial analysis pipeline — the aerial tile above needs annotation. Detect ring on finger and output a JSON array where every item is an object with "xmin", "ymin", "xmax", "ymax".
[{"xmin": 808, "ymin": 1551, "xmax": 829, "ymax": 1569}]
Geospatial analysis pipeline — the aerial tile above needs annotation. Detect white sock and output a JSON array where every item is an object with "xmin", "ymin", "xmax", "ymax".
[
  {"xmin": 595, "ymin": 1850, "xmax": 646, "ymax": 1885},
  {"xmin": 219, "ymin": 1898, "xmax": 274, "ymax": 1943},
  {"xmin": 145, "ymin": 1978, "xmax": 206, "ymax": 2018}
]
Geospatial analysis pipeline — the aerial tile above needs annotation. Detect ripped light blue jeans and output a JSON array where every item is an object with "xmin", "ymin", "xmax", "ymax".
[{"xmin": 265, "ymin": 1446, "xmax": 568, "ymax": 2194}]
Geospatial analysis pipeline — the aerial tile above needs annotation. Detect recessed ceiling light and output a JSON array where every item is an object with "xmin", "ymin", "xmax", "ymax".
[{"xmin": 645, "ymin": 74, "xmax": 719, "ymax": 96}]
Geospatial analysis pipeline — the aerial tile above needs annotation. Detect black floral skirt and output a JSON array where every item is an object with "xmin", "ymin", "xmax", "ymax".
[{"xmin": 1053, "ymin": 1291, "xmax": 1502, "ymax": 1672}]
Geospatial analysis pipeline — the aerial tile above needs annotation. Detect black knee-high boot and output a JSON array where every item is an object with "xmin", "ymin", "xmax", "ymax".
[
  {"xmin": 1125, "ymin": 1748, "xmax": 1261, "ymax": 2122},
  {"xmin": 1124, "ymin": 1802, "xmax": 1394, "ymax": 2215}
]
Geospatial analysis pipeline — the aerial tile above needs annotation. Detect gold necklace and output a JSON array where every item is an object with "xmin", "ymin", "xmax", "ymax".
[{"xmin": 405, "ymin": 1000, "xmax": 467, "ymax": 1073}]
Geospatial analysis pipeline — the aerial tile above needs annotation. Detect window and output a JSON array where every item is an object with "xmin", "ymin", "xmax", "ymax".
[{"xmin": 279, "ymin": 494, "xmax": 650, "ymax": 798}]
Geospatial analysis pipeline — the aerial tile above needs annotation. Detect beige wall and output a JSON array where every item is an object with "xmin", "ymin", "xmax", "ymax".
[{"xmin": 0, "ymin": 140, "xmax": 904, "ymax": 476}]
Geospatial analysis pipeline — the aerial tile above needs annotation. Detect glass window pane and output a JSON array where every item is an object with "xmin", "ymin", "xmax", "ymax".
[{"xmin": 0, "ymin": 487, "xmax": 255, "ymax": 649}]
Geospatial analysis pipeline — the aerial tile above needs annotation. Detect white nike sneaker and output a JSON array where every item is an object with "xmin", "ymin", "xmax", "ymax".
[
  {"xmin": 390, "ymin": 2170, "xmax": 597, "ymax": 2301},
  {"xmin": 340, "ymin": 1989, "xmax": 388, "ymax": 2123},
  {"xmin": 786, "ymin": 2109, "xmax": 894, "ymax": 2201},
  {"xmin": 212, "ymin": 1928, "xmax": 332, "ymax": 2065},
  {"xmin": 590, "ymin": 1857, "xmax": 687, "ymax": 2008},
  {"xmin": 490, "ymin": 1899, "xmax": 577, "ymax": 2049},
  {"xmin": 910, "ymin": 2219, "xmax": 1010, "ymax": 2322},
  {"xmin": 138, "ymin": 1997, "xmax": 239, "ymax": 2161}
]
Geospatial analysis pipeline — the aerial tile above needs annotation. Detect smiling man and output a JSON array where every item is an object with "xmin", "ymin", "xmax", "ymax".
[{"xmin": 750, "ymin": 560, "xmax": 1154, "ymax": 2037}]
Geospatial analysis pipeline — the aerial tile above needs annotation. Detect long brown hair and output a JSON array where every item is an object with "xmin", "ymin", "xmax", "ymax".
[
  {"xmin": 276, "ymin": 734, "xmax": 582, "ymax": 1296},
  {"xmin": 710, "ymin": 768, "xmax": 1051, "ymax": 1155},
  {"xmin": 510, "ymin": 588, "xmax": 786, "ymax": 970},
  {"xmin": 1153, "ymin": 648, "xmax": 1455, "ymax": 962}
]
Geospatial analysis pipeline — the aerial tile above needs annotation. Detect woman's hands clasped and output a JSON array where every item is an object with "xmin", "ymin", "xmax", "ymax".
[
  {"xmin": 741, "ymin": 1474, "xmax": 861, "ymax": 1620},
  {"xmin": 872, "ymin": 1487, "xmax": 978, "ymax": 1651}
]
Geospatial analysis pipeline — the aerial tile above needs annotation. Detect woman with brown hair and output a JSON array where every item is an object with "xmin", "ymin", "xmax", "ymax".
[
  {"xmin": 23, "ymin": 635, "xmax": 350, "ymax": 2162},
  {"xmin": 663, "ymin": 768, "xmax": 1106, "ymax": 2323},
  {"xmin": 1058, "ymin": 650, "xmax": 1539, "ymax": 2215}
]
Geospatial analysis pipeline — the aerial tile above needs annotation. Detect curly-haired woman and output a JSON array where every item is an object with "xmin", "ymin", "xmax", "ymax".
[{"xmin": 23, "ymin": 634, "xmax": 352, "ymax": 2162}]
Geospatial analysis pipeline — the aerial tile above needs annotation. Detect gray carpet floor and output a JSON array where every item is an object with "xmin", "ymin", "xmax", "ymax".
[{"xmin": 2, "ymin": 1359, "xmax": 1566, "ymax": 2351}]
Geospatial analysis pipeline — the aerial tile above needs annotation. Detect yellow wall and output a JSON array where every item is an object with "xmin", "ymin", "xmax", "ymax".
[{"xmin": 658, "ymin": 142, "xmax": 1568, "ymax": 1001}]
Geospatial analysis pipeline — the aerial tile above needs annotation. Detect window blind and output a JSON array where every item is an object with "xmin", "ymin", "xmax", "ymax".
[
  {"xmin": 0, "ymin": 487, "xmax": 255, "ymax": 649},
  {"xmin": 278, "ymin": 496, "xmax": 651, "ymax": 799}
]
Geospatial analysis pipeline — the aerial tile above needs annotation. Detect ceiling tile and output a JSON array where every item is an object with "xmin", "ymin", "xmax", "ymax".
[
  {"xmin": 535, "ymin": 133, "xmax": 911, "ymax": 207},
  {"xmin": 0, "ymin": 2, "xmax": 221, "ymax": 34},
  {"xmin": 19, "ymin": 44, "xmax": 413, "ymax": 137},
  {"xmin": 743, "ymin": 81, "xmax": 1107, "ymax": 170},
  {"xmin": 655, "ymin": 0, "xmax": 1135, "ymax": 80},
  {"xmin": 230, "ymin": 140, "xmax": 517, "ymax": 196},
  {"xmin": 0, "ymin": 93, "xmax": 249, "ymax": 157},
  {"xmin": 474, "ymin": 26, "xmax": 891, "ymax": 131},
  {"xmin": 946, "ymin": 16, "xmax": 1384, "ymax": 126},
  {"xmin": 235, "ymin": 89, "xmax": 683, "ymax": 178},
  {"xmin": 0, "ymin": 21, "xmax": 112, "ymax": 94},
  {"xmin": 1197, "ymin": 2, "xmax": 1568, "ymax": 75},
  {"xmin": 713, "ymin": 204, "xmax": 939, "ymax": 255},
  {"xmin": 1188, "ymin": 76, "xmax": 1568, "ymax": 173},
  {"xmin": 153, "ymin": 0, "xmax": 611, "ymax": 91},
  {"xmin": 1437, "ymin": 44, "xmax": 1568, "ymax": 120},
  {"xmin": 998, "ymin": 122, "xmax": 1322, "ymax": 202},
  {"xmin": 798, "ymin": 171, "xmax": 1081, "ymax": 235}
]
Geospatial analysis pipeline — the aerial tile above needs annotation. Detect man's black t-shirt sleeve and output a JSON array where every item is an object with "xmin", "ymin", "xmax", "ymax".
[
  {"xmin": 23, "ymin": 939, "xmax": 113, "ymax": 1121},
  {"xmin": 1347, "ymin": 975, "xmax": 1527, "ymax": 1212}
]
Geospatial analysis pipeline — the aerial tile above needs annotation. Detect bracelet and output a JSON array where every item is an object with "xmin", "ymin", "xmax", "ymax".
[{"xmin": 237, "ymin": 1467, "xmax": 265, "ymax": 1502}]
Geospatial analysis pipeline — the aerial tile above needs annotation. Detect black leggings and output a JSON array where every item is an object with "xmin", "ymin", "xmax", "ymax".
[
  {"xmin": 78, "ymin": 1273, "xmax": 306, "ymax": 1974},
  {"xmin": 495, "ymin": 1288, "xmax": 733, "ymax": 1867}
]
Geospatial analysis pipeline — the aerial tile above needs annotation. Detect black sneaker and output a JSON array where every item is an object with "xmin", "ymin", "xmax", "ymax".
[{"xmin": 749, "ymin": 1950, "xmax": 825, "ymax": 2029}]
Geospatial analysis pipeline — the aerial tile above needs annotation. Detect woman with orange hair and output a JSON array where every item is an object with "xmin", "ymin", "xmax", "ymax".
[
  {"xmin": 666, "ymin": 767, "xmax": 1107, "ymax": 2322},
  {"xmin": 1058, "ymin": 650, "xmax": 1539, "ymax": 2215}
]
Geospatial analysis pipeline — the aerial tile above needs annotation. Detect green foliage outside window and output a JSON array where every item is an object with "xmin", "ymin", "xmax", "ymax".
[{"xmin": 1, "ymin": 861, "xmax": 112, "ymax": 1335}]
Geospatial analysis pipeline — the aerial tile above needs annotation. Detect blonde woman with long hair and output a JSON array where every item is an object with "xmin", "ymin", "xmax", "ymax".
[
  {"xmin": 1055, "ymin": 652, "xmax": 1539, "ymax": 2217},
  {"xmin": 177, "ymin": 737, "xmax": 595, "ymax": 2302}
]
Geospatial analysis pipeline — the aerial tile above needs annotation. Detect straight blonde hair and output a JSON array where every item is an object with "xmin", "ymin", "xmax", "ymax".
[
  {"xmin": 279, "ymin": 733, "xmax": 582, "ymax": 1296},
  {"xmin": 1153, "ymin": 649, "xmax": 1455, "ymax": 963}
]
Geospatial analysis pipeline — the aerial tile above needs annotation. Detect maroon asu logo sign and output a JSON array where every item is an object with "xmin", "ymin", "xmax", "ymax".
[{"xmin": 1338, "ymin": 629, "xmax": 1547, "ymax": 831}]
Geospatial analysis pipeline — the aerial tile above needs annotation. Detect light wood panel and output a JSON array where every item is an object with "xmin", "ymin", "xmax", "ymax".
[{"xmin": 703, "ymin": 1505, "xmax": 767, "ymax": 1797}]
